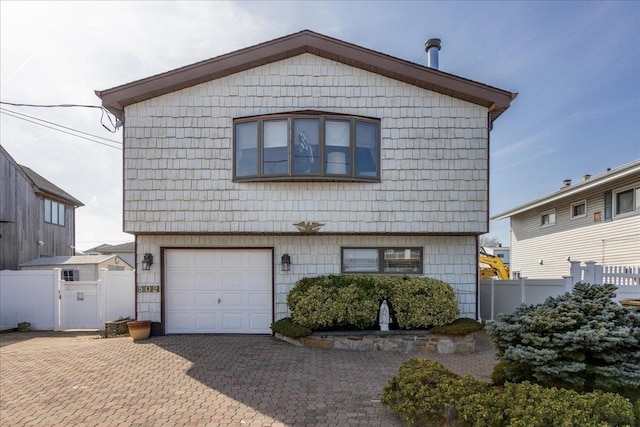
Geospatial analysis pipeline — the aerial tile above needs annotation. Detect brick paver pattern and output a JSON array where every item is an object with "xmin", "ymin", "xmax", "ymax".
[{"xmin": 0, "ymin": 331, "xmax": 497, "ymax": 426}]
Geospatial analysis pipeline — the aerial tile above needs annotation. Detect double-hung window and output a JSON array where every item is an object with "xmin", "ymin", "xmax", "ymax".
[
  {"xmin": 540, "ymin": 209, "xmax": 556, "ymax": 227},
  {"xmin": 615, "ymin": 186, "xmax": 640, "ymax": 216},
  {"xmin": 570, "ymin": 200, "xmax": 587, "ymax": 219},
  {"xmin": 234, "ymin": 112, "xmax": 380, "ymax": 181}
]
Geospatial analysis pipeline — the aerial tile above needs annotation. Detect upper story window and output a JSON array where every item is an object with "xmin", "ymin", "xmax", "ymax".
[
  {"xmin": 44, "ymin": 198, "xmax": 65, "ymax": 226},
  {"xmin": 540, "ymin": 209, "xmax": 556, "ymax": 228},
  {"xmin": 234, "ymin": 112, "xmax": 380, "ymax": 181},
  {"xmin": 615, "ymin": 186, "xmax": 640, "ymax": 216},
  {"xmin": 570, "ymin": 200, "xmax": 587, "ymax": 219}
]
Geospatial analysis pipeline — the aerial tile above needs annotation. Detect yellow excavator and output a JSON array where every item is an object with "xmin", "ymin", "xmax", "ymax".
[{"xmin": 479, "ymin": 247, "xmax": 510, "ymax": 279}]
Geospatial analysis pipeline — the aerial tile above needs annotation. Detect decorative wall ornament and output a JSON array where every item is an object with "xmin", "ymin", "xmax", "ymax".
[{"xmin": 293, "ymin": 221, "xmax": 325, "ymax": 233}]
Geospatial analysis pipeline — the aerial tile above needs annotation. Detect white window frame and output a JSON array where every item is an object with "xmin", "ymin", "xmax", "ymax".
[
  {"xmin": 613, "ymin": 185, "xmax": 640, "ymax": 218},
  {"xmin": 540, "ymin": 209, "xmax": 556, "ymax": 228},
  {"xmin": 570, "ymin": 200, "xmax": 587, "ymax": 220}
]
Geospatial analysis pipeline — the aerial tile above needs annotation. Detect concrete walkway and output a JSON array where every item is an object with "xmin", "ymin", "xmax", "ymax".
[{"xmin": 0, "ymin": 331, "xmax": 497, "ymax": 426}]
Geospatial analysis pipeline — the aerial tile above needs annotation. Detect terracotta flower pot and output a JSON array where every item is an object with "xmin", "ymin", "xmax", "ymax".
[{"xmin": 127, "ymin": 320, "xmax": 151, "ymax": 340}]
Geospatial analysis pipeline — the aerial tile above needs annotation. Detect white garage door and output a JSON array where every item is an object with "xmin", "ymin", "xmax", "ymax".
[{"xmin": 165, "ymin": 249, "xmax": 272, "ymax": 334}]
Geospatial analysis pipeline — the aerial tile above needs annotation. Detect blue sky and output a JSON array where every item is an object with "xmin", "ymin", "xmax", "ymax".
[{"xmin": 1, "ymin": 1, "xmax": 638, "ymax": 250}]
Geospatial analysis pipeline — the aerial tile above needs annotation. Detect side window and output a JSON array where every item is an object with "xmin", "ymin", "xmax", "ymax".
[
  {"xmin": 62, "ymin": 269, "xmax": 79, "ymax": 281},
  {"xmin": 540, "ymin": 209, "xmax": 556, "ymax": 227},
  {"xmin": 325, "ymin": 120, "xmax": 351, "ymax": 175},
  {"xmin": 570, "ymin": 200, "xmax": 586, "ymax": 219},
  {"xmin": 341, "ymin": 247, "xmax": 423, "ymax": 274},
  {"xmin": 235, "ymin": 121, "xmax": 258, "ymax": 178},
  {"xmin": 355, "ymin": 121, "xmax": 379, "ymax": 178},
  {"xmin": 604, "ymin": 190, "xmax": 612, "ymax": 221}
]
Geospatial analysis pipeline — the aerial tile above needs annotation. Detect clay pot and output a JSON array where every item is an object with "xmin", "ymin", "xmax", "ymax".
[{"xmin": 127, "ymin": 320, "xmax": 151, "ymax": 340}]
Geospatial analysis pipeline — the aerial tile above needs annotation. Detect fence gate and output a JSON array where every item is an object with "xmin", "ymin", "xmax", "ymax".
[{"xmin": 59, "ymin": 281, "xmax": 100, "ymax": 330}]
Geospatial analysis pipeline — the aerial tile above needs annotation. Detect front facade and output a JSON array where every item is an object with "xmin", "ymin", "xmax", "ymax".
[
  {"xmin": 0, "ymin": 146, "xmax": 83, "ymax": 270},
  {"xmin": 20, "ymin": 255, "xmax": 133, "ymax": 281},
  {"xmin": 492, "ymin": 160, "xmax": 640, "ymax": 279},
  {"xmin": 97, "ymin": 30, "xmax": 516, "ymax": 334}
]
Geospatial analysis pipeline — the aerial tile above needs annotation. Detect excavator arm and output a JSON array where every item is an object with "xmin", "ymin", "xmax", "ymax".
[{"xmin": 479, "ymin": 248, "xmax": 510, "ymax": 280}]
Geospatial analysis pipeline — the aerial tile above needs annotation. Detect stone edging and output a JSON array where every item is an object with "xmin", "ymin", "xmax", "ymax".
[{"xmin": 275, "ymin": 331, "xmax": 476, "ymax": 354}]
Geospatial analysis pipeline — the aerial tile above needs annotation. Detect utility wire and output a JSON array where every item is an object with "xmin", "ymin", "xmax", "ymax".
[
  {"xmin": 0, "ymin": 100, "xmax": 121, "ymax": 132},
  {"xmin": 1, "ymin": 109, "xmax": 121, "ymax": 151},
  {"xmin": 0, "ymin": 107, "xmax": 122, "ymax": 144}
]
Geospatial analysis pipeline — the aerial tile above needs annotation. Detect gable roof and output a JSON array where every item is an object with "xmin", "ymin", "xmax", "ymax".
[
  {"xmin": 20, "ymin": 254, "xmax": 132, "ymax": 268},
  {"xmin": 491, "ymin": 159, "xmax": 640, "ymax": 221},
  {"xmin": 96, "ymin": 30, "xmax": 517, "ymax": 125},
  {"xmin": 0, "ymin": 146, "xmax": 83, "ymax": 207},
  {"xmin": 84, "ymin": 242, "xmax": 134, "ymax": 253}
]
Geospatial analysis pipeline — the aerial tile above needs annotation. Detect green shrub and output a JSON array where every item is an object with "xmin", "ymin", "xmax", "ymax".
[
  {"xmin": 430, "ymin": 317, "xmax": 483, "ymax": 335},
  {"xmin": 457, "ymin": 382, "xmax": 636, "ymax": 427},
  {"xmin": 287, "ymin": 275, "xmax": 459, "ymax": 331},
  {"xmin": 269, "ymin": 318, "xmax": 311, "ymax": 339},
  {"xmin": 381, "ymin": 358, "xmax": 487, "ymax": 426},
  {"xmin": 485, "ymin": 283, "xmax": 640, "ymax": 395}
]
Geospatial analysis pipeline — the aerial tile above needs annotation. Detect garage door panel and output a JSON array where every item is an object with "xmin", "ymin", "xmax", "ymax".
[
  {"xmin": 165, "ymin": 249, "xmax": 272, "ymax": 334},
  {"xmin": 249, "ymin": 313, "xmax": 271, "ymax": 333},
  {"xmin": 195, "ymin": 313, "xmax": 218, "ymax": 331}
]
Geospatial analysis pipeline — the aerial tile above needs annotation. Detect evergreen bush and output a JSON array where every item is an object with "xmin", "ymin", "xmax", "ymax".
[
  {"xmin": 287, "ymin": 275, "xmax": 459, "ymax": 330},
  {"xmin": 485, "ymin": 283, "xmax": 640, "ymax": 396},
  {"xmin": 269, "ymin": 317, "xmax": 312, "ymax": 339}
]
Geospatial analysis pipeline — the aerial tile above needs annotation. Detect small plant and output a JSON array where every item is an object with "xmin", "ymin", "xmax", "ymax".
[
  {"xmin": 270, "ymin": 318, "xmax": 312, "ymax": 339},
  {"xmin": 430, "ymin": 317, "xmax": 483, "ymax": 335},
  {"xmin": 116, "ymin": 316, "xmax": 133, "ymax": 322}
]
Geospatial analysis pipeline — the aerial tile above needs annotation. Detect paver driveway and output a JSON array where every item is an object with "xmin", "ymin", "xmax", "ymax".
[{"xmin": 0, "ymin": 331, "xmax": 497, "ymax": 426}]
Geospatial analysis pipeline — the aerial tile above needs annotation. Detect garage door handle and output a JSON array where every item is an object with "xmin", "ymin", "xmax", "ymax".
[{"xmin": 218, "ymin": 298, "xmax": 221, "ymax": 304}]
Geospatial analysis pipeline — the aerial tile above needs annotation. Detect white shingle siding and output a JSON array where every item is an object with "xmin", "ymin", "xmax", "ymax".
[
  {"xmin": 135, "ymin": 235, "xmax": 478, "ymax": 322},
  {"xmin": 123, "ymin": 53, "xmax": 489, "ymax": 235}
]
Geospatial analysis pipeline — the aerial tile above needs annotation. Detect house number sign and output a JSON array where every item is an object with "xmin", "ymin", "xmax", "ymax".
[{"xmin": 137, "ymin": 285, "xmax": 160, "ymax": 293}]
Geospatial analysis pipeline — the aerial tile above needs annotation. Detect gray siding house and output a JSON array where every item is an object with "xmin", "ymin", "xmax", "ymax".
[
  {"xmin": 1, "ymin": 146, "xmax": 84, "ymax": 270},
  {"xmin": 492, "ymin": 159, "xmax": 640, "ymax": 279},
  {"xmin": 96, "ymin": 30, "xmax": 516, "ymax": 334}
]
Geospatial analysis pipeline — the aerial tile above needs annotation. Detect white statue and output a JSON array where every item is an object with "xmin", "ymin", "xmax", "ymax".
[{"xmin": 379, "ymin": 300, "xmax": 390, "ymax": 331}]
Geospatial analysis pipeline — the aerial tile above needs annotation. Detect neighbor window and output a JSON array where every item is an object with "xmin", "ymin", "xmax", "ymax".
[
  {"xmin": 570, "ymin": 200, "xmax": 587, "ymax": 219},
  {"xmin": 342, "ymin": 247, "xmax": 422, "ymax": 274},
  {"xmin": 44, "ymin": 198, "xmax": 65, "ymax": 226},
  {"xmin": 62, "ymin": 269, "xmax": 79, "ymax": 281},
  {"xmin": 234, "ymin": 112, "xmax": 380, "ymax": 181},
  {"xmin": 615, "ymin": 186, "xmax": 640, "ymax": 216},
  {"xmin": 540, "ymin": 209, "xmax": 556, "ymax": 227}
]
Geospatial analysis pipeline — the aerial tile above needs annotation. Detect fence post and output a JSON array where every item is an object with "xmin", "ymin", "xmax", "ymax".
[
  {"xmin": 584, "ymin": 261, "xmax": 597, "ymax": 284},
  {"xmin": 562, "ymin": 276, "xmax": 575, "ymax": 293},
  {"xmin": 53, "ymin": 268, "xmax": 62, "ymax": 331},
  {"xmin": 490, "ymin": 278, "xmax": 495, "ymax": 321},
  {"xmin": 520, "ymin": 277, "xmax": 528, "ymax": 305},
  {"xmin": 98, "ymin": 268, "xmax": 107, "ymax": 330},
  {"xmin": 569, "ymin": 261, "xmax": 582, "ymax": 282}
]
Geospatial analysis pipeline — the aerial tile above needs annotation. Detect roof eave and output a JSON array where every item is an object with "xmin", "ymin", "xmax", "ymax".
[
  {"xmin": 96, "ymin": 30, "xmax": 516, "ymax": 123},
  {"xmin": 491, "ymin": 160, "xmax": 640, "ymax": 221}
]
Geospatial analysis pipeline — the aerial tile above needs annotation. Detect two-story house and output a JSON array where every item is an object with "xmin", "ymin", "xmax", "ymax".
[
  {"xmin": 96, "ymin": 30, "xmax": 516, "ymax": 334},
  {"xmin": 492, "ymin": 159, "xmax": 640, "ymax": 279},
  {"xmin": 0, "ymin": 146, "xmax": 84, "ymax": 270}
]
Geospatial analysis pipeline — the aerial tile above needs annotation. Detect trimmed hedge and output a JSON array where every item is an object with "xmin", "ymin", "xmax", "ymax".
[
  {"xmin": 287, "ymin": 275, "xmax": 459, "ymax": 330},
  {"xmin": 270, "ymin": 317, "xmax": 312, "ymax": 339},
  {"xmin": 430, "ymin": 317, "xmax": 483, "ymax": 335},
  {"xmin": 382, "ymin": 358, "xmax": 636, "ymax": 427}
]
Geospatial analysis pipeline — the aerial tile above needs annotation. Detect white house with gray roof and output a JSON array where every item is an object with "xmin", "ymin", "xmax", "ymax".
[
  {"xmin": 20, "ymin": 255, "xmax": 133, "ymax": 281},
  {"xmin": 492, "ymin": 159, "xmax": 640, "ymax": 279},
  {"xmin": 96, "ymin": 30, "xmax": 517, "ymax": 334}
]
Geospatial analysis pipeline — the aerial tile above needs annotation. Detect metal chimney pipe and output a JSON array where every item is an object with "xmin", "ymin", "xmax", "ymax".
[{"xmin": 425, "ymin": 38, "xmax": 441, "ymax": 69}]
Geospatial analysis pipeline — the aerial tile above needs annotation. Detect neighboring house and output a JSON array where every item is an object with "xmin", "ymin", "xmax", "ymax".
[
  {"xmin": 492, "ymin": 159, "xmax": 640, "ymax": 279},
  {"xmin": 0, "ymin": 146, "xmax": 84, "ymax": 270},
  {"xmin": 83, "ymin": 242, "xmax": 135, "ymax": 267},
  {"xmin": 20, "ymin": 255, "xmax": 133, "ymax": 281},
  {"xmin": 481, "ymin": 246, "xmax": 510, "ymax": 267},
  {"xmin": 96, "ymin": 30, "xmax": 516, "ymax": 334}
]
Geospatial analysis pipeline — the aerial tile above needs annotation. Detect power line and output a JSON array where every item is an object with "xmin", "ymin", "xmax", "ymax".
[
  {"xmin": 0, "ymin": 100, "xmax": 121, "ymax": 132},
  {"xmin": 0, "ymin": 107, "xmax": 122, "ymax": 144},
  {"xmin": 1, "ymin": 109, "xmax": 122, "ymax": 151}
]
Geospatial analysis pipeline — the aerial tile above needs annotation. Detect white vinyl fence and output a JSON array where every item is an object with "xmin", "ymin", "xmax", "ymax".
[
  {"xmin": 0, "ymin": 268, "xmax": 135, "ymax": 331},
  {"xmin": 480, "ymin": 261, "xmax": 640, "ymax": 321}
]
